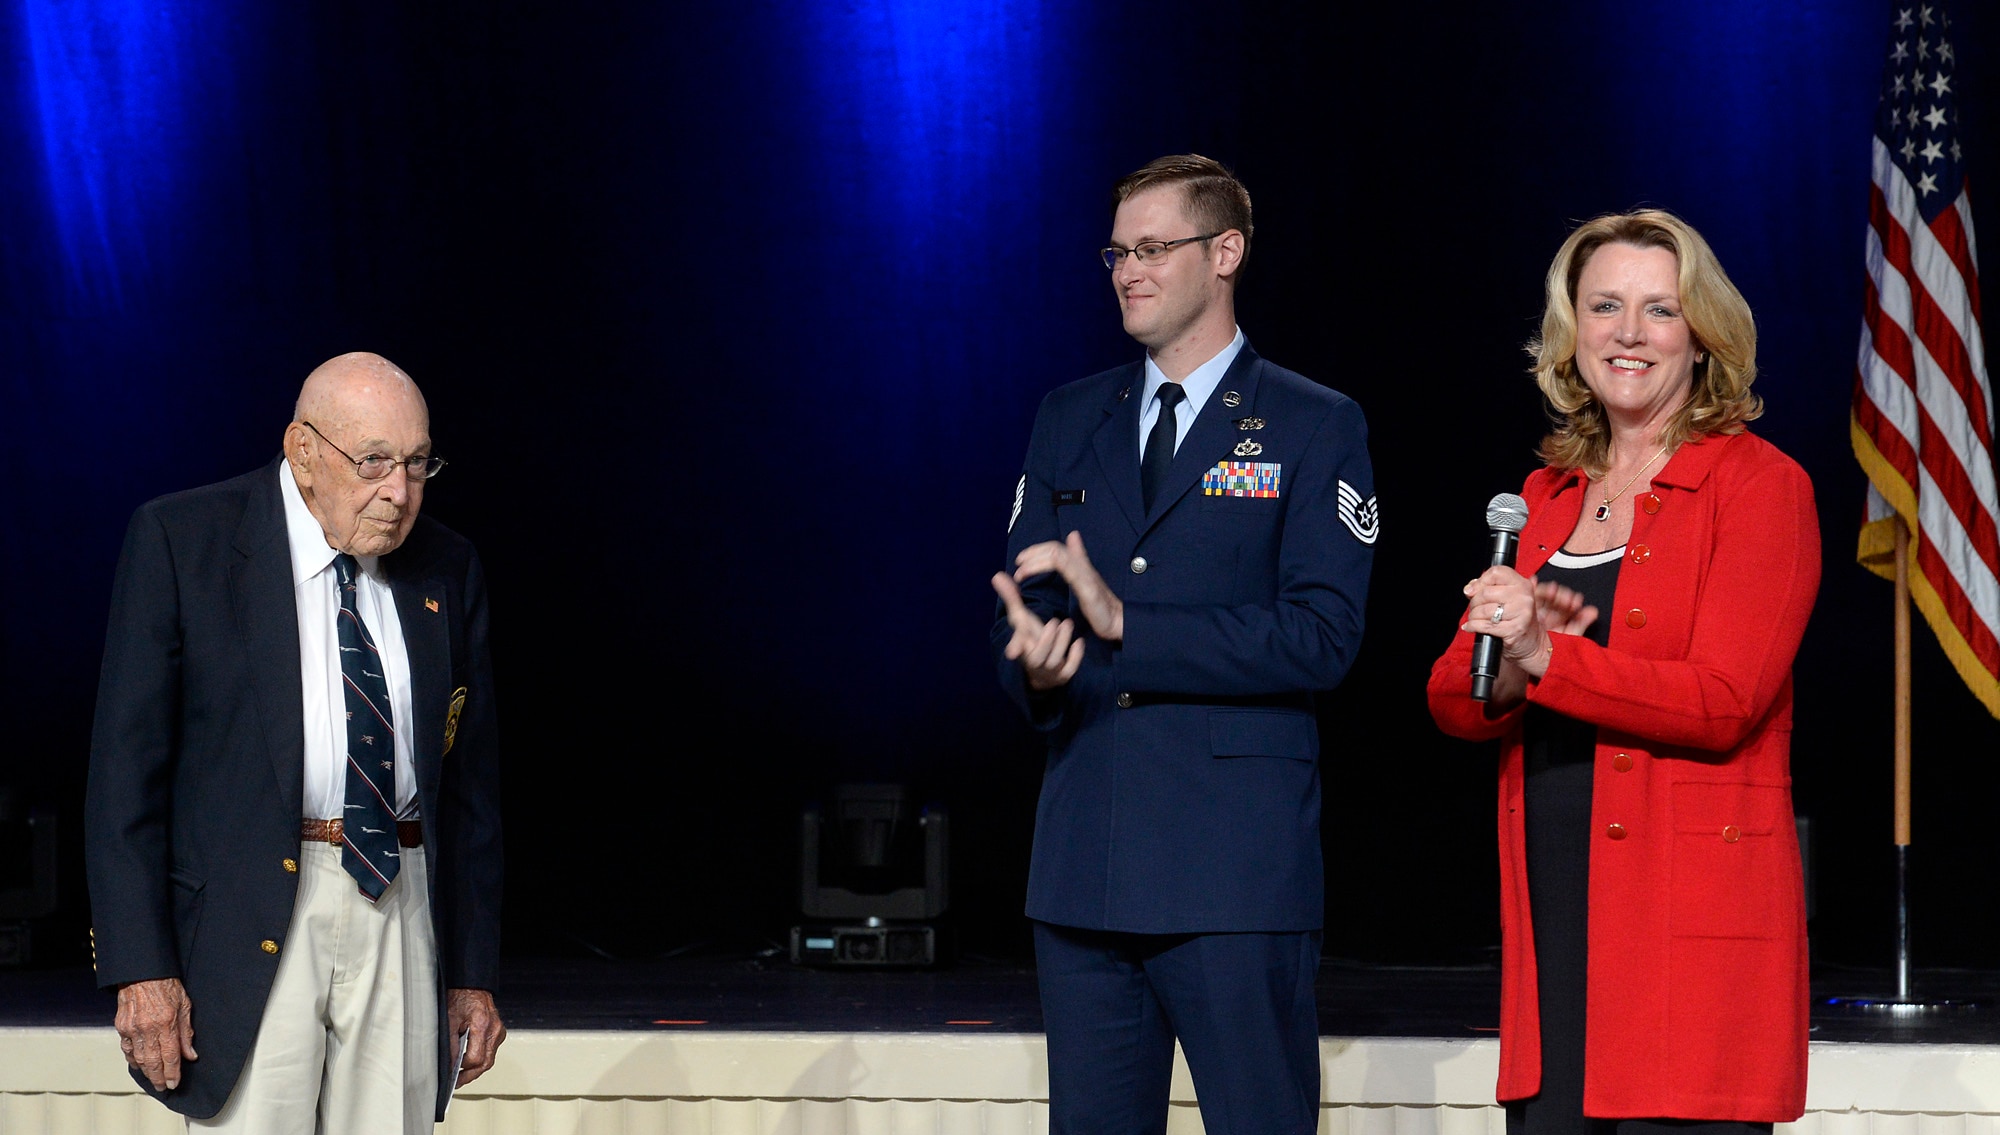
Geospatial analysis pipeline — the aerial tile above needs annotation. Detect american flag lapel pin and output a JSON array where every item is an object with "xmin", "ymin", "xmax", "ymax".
[{"xmin": 425, "ymin": 598, "xmax": 440, "ymax": 613}]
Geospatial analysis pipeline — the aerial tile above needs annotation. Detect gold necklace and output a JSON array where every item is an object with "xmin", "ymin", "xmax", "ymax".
[{"xmin": 1592, "ymin": 445, "xmax": 1671, "ymax": 522}]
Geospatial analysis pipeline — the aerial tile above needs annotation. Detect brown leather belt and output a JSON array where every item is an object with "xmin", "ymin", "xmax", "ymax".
[{"xmin": 301, "ymin": 817, "xmax": 423, "ymax": 849}]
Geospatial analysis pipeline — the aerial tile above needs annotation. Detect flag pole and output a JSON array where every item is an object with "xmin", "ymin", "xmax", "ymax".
[
  {"xmin": 1893, "ymin": 515, "xmax": 1913, "ymax": 1001},
  {"xmin": 1830, "ymin": 514, "xmax": 1975, "ymax": 1014}
]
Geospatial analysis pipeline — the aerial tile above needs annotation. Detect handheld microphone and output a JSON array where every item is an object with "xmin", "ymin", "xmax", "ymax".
[{"xmin": 1470, "ymin": 493, "xmax": 1530, "ymax": 702}]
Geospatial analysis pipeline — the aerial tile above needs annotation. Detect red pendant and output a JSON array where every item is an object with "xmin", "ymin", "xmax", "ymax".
[{"xmin": 1593, "ymin": 502, "xmax": 1611, "ymax": 521}]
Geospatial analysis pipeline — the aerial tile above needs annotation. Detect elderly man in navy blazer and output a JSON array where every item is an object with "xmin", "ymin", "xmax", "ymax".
[
  {"xmin": 992, "ymin": 155, "xmax": 1376, "ymax": 1132},
  {"xmin": 86, "ymin": 353, "xmax": 505, "ymax": 1133}
]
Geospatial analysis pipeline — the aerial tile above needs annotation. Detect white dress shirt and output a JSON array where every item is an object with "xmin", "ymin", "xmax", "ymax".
[
  {"xmin": 1138, "ymin": 326, "xmax": 1247, "ymax": 459},
  {"xmin": 279, "ymin": 462, "xmax": 419, "ymax": 820}
]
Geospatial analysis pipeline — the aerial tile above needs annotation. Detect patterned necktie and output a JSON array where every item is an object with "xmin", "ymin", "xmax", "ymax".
[
  {"xmin": 333, "ymin": 554, "xmax": 400, "ymax": 900},
  {"xmin": 1141, "ymin": 382, "xmax": 1186, "ymax": 513}
]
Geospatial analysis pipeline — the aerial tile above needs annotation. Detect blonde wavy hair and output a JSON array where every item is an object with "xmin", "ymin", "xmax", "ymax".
[{"xmin": 1528, "ymin": 209, "xmax": 1762, "ymax": 478}]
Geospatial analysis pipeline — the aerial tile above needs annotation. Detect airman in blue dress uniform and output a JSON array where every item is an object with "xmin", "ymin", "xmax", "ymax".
[{"xmin": 992, "ymin": 155, "xmax": 1377, "ymax": 1133}]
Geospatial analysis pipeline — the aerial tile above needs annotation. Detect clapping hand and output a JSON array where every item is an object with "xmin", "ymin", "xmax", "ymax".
[
  {"xmin": 1461, "ymin": 567, "xmax": 1598, "ymax": 698},
  {"xmin": 993, "ymin": 531, "xmax": 1125, "ymax": 690}
]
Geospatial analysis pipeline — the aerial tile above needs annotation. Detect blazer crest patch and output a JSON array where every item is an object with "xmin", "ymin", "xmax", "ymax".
[{"xmin": 443, "ymin": 687, "xmax": 468, "ymax": 755}]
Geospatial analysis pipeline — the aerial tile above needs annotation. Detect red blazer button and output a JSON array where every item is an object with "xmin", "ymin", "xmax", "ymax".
[
  {"xmin": 1626, "ymin": 608, "xmax": 1647, "ymax": 629},
  {"xmin": 1629, "ymin": 544, "xmax": 1651, "ymax": 564},
  {"xmin": 1722, "ymin": 825, "xmax": 1742, "ymax": 843},
  {"xmin": 1611, "ymin": 753, "xmax": 1634, "ymax": 772},
  {"xmin": 1606, "ymin": 823, "xmax": 1628, "ymax": 840},
  {"xmin": 1641, "ymin": 493, "xmax": 1662, "ymax": 514}
]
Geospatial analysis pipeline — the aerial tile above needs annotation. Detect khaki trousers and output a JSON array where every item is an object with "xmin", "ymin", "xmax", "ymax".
[{"xmin": 193, "ymin": 841, "xmax": 439, "ymax": 1135}]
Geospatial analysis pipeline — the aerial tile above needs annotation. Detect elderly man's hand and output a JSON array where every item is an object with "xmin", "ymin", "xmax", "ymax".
[
  {"xmin": 1011, "ymin": 531, "xmax": 1125, "ymax": 644},
  {"xmin": 115, "ymin": 977, "xmax": 196, "ymax": 1091},
  {"xmin": 448, "ymin": 988, "xmax": 506, "ymax": 1087}
]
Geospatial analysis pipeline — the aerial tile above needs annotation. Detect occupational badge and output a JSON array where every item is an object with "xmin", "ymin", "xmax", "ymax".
[
  {"xmin": 1234, "ymin": 439, "xmax": 1263, "ymax": 457},
  {"xmin": 1235, "ymin": 417, "xmax": 1265, "ymax": 430},
  {"xmin": 1221, "ymin": 390, "xmax": 1242, "ymax": 407},
  {"xmin": 443, "ymin": 687, "xmax": 468, "ymax": 756}
]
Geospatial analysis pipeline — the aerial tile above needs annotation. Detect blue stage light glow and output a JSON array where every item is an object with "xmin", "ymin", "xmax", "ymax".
[
  {"xmin": 807, "ymin": 0, "xmax": 1046, "ymax": 261},
  {"xmin": 791, "ymin": 0, "xmax": 1079, "ymax": 448},
  {"xmin": 20, "ymin": 0, "xmax": 199, "ymax": 307}
]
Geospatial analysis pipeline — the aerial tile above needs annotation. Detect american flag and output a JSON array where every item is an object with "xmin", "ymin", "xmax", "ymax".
[{"xmin": 1852, "ymin": 2, "xmax": 2000, "ymax": 717}]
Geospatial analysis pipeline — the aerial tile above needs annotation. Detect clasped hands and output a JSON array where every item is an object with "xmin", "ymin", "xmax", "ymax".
[
  {"xmin": 992, "ymin": 532, "xmax": 1122, "ymax": 690},
  {"xmin": 1460, "ymin": 565, "xmax": 1599, "ymax": 690}
]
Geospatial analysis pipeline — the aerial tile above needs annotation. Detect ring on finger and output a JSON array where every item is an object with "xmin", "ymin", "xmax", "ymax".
[{"xmin": 1491, "ymin": 603, "xmax": 1506, "ymax": 625}]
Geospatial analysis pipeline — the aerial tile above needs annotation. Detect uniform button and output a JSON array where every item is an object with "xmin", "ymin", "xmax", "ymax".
[
  {"xmin": 261, "ymin": 939, "xmax": 280, "ymax": 955},
  {"xmin": 282, "ymin": 858, "xmax": 298, "ymax": 874},
  {"xmin": 1626, "ymin": 608, "xmax": 1647, "ymax": 629},
  {"xmin": 1130, "ymin": 556, "xmax": 1148, "ymax": 574},
  {"xmin": 1629, "ymin": 544, "xmax": 1651, "ymax": 565},
  {"xmin": 1723, "ymin": 825, "xmax": 1742, "ymax": 843},
  {"xmin": 1611, "ymin": 753, "xmax": 1633, "ymax": 772},
  {"xmin": 1641, "ymin": 493, "xmax": 1662, "ymax": 514},
  {"xmin": 1116, "ymin": 692, "xmax": 1133, "ymax": 708},
  {"xmin": 1606, "ymin": 823, "xmax": 1628, "ymax": 841}
]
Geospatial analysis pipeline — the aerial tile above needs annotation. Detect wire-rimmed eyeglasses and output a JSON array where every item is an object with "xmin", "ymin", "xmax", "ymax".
[
  {"xmin": 302, "ymin": 421, "xmax": 447, "ymax": 482},
  {"xmin": 1100, "ymin": 233, "xmax": 1223, "ymax": 270}
]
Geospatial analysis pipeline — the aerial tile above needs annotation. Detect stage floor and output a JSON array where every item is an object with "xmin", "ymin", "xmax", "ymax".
[
  {"xmin": 6, "ymin": 957, "xmax": 2000, "ymax": 1133},
  {"xmin": 6, "ymin": 954, "xmax": 1997, "ymax": 1044}
]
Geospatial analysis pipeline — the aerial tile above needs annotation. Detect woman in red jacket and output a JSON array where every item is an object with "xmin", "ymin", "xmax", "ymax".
[{"xmin": 1428, "ymin": 209, "xmax": 1818, "ymax": 1132}]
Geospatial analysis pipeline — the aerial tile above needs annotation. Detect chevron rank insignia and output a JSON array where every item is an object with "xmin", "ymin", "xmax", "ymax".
[
  {"xmin": 1337, "ymin": 480, "xmax": 1379, "ymax": 544},
  {"xmin": 1202, "ymin": 461, "xmax": 1281, "ymax": 498}
]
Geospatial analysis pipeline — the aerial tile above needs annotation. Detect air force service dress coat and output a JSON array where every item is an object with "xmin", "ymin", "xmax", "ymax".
[
  {"xmin": 85, "ymin": 460, "xmax": 503, "ymax": 1121},
  {"xmin": 1427, "ymin": 431, "xmax": 1817, "ymax": 1121},
  {"xmin": 995, "ymin": 344, "xmax": 1376, "ymax": 933}
]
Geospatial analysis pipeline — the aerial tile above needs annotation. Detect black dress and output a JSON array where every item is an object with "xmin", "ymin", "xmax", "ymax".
[{"xmin": 1504, "ymin": 547, "xmax": 1769, "ymax": 1135}]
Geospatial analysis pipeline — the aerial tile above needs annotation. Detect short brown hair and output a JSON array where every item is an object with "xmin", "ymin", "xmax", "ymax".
[
  {"xmin": 1528, "ymin": 209, "xmax": 1762, "ymax": 477},
  {"xmin": 1113, "ymin": 154, "xmax": 1253, "ymax": 273}
]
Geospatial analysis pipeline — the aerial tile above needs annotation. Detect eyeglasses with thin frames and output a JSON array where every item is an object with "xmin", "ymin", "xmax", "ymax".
[
  {"xmin": 302, "ymin": 421, "xmax": 447, "ymax": 482},
  {"xmin": 1100, "ymin": 232, "xmax": 1223, "ymax": 270}
]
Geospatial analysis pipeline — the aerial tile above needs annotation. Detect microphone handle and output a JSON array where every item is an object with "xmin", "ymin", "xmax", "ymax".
[{"xmin": 1469, "ymin": 529, "xmax": 1521, "ymax": 702}]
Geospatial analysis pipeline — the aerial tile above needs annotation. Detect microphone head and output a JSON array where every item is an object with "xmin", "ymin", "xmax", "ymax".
[{"xmin": 1485, "ymin": 493, "xmax": 1529, "ymax": 533}]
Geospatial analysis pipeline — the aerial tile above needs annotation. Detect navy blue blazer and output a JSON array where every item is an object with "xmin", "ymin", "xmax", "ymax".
[
  {"xmin": 84, "ymin": 460, "xmax": 502, "ymax": 1121},
  {"xmin": 994, "ymin": 344, "xmax": 1375, "ymax": 934}
]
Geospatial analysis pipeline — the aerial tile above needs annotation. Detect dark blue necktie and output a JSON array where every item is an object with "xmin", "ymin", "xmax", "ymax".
[
  {"xmin": 1141, "ymin": 382, "xmax": 1186, "ymax": 513},
  {"xmin": 333, "ymin": 554, "xmax": 401, "ymax": 900}
]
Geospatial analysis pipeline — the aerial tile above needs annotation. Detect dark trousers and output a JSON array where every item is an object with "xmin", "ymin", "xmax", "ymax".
[{"xmin": 1033, "ymin": 920, "xmax": 1321, "ymax": 1135}]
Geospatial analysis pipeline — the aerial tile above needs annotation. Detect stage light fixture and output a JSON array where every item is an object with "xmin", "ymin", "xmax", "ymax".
[{"xmin": 791, "ymin": 783, "xmax": 949, "ymax": 967}]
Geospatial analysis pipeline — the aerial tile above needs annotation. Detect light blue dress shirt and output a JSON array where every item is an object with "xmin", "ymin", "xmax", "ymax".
[{"xmin": 1138, "ymin": 327, "xmax": 1247, "ymax": 459}]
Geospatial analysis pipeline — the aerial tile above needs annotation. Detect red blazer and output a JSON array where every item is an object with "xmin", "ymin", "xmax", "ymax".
[{"xmin": 1428, "ymin": 430, "xmax": 1818, "ymax": 1121}]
